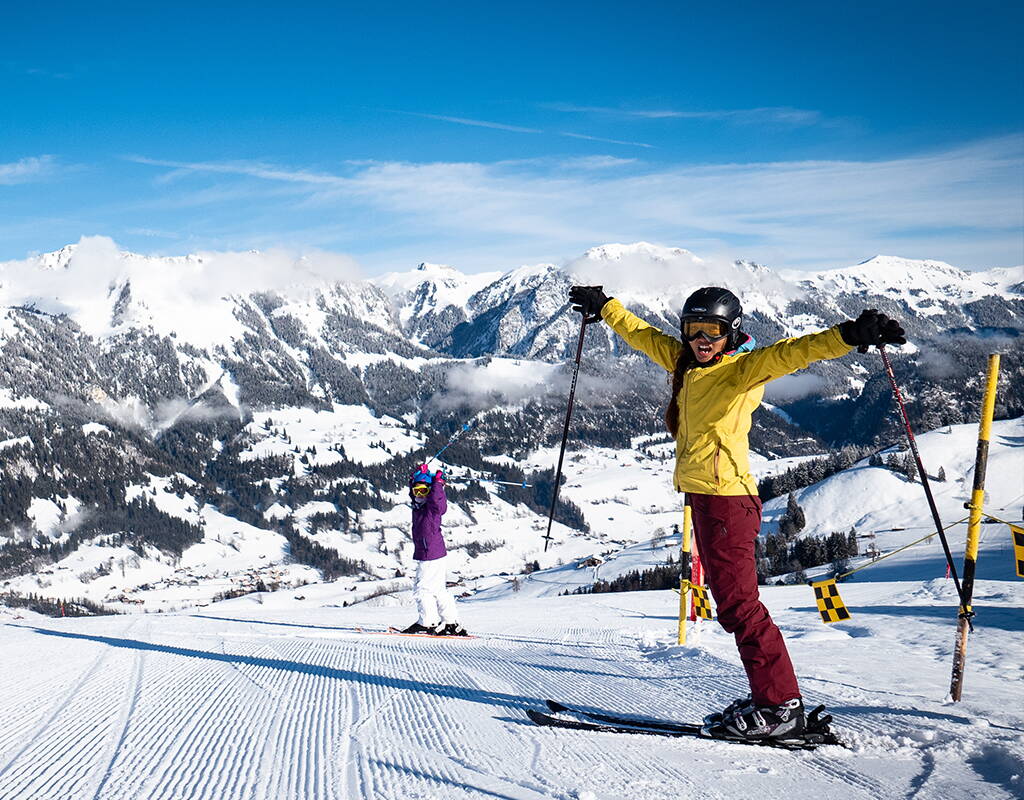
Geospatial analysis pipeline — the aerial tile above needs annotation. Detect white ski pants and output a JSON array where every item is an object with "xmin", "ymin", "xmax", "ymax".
[{"xmin": 414, "ymin": 556, "xmax": 458, "ymax": 627}]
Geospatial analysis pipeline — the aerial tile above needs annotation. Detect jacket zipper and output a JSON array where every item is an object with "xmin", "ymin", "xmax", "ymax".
[{"xmin": 681, "ymin": 371, "xmax": 689, "ymax": 451}]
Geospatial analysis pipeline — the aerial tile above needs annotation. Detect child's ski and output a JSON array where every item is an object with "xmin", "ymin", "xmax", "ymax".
[{"xmin": 351, "ymin": 626, "xmax": 477, "ymax": 640}]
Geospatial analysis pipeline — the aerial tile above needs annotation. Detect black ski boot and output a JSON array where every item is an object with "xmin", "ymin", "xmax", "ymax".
[
  {"xmin": 401, "ymin": 622, "xmax": 439, "ymax": 634},
  {"xmin": 702, "ymin": 695, "xmax": 752, "ymax": 727},
  {"xmin": 702, "ymin": 698, "xmax": 805, "ymax": 740},
  {"xmin": 439, "ymin": 623, "xmax": 469, "ymax": 637}
]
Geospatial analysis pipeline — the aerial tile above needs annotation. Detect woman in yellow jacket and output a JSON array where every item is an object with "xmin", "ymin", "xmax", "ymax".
[{"xmin": 569, "ymin": 284, "xmax": 905, "ymax": 740}]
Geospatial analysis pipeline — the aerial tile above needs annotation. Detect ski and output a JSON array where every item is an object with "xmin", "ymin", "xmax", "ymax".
[
  {"xmin": 351, "ymin": 626, "xmax": 477, "ymax": 640},
  {"xmin": 527, "ymin": 709, "xmax": 834, "ymax": 750},
  {"xmin": 530, "ymin": 702, "xmax": 843, "ymax": 751},
  {"xmin": 546, "ymin": 700, "xmax": 701, "ymax": 734},
  {"xmin": 546, "ymin": 699, "xmax": 839, "ymax": 741}
]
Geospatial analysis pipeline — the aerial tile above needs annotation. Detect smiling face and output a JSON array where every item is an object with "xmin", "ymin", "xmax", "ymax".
[{"xmin": 688, "ymin": 334, "xmax": 728, "ymax": 363}]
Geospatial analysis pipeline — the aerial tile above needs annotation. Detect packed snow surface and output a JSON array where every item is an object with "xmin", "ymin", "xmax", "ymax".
[{"xmin": 2, "ymin": 542, "xmax": 1022, "ymax": 799}]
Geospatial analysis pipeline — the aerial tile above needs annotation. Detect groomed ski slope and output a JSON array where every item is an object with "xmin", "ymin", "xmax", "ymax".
[{"xmin": 2, "ymin": 528, "xmax": 1022, "ymax": 800}]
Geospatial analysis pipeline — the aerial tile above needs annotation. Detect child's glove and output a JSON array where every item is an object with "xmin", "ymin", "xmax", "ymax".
[{"xmin": 434, "ymin": 469, "xmax": 445, "ymax": 483}]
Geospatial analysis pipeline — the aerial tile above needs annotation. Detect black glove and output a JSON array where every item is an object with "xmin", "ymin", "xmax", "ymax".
[
  {"xmin": 569, "ymin": 285, "xmax": 611, "ymax": 321},
  {"xmin": 839, "ymin": 309, "xmax": 907, "ymax": 353}
]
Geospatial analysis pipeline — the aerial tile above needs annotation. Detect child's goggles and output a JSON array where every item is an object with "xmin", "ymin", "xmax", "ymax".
[
  {"xmin": 682, "ymin": 318, "xmax": 729, "ymax": 342},
  {"xmin": 412, "ymin": 483, "xmax": 431, "ymax": 497}
]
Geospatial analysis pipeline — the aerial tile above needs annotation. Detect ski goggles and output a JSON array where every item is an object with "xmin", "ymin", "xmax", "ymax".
[
  {"xmin": 682, "ymin": 318, "xmax": 730, "ymax": 342},
  {"xmin": 412, "ymin": 483, "xmax": 431, "ymax": 497}
]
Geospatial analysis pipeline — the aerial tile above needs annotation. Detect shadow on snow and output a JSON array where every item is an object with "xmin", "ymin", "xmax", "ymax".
[
  {"xmin": 17, "ymin": 625, "xmax": 543, "ymax": 714},
  {"xmin": 791, "ymin": 604, "xmax": 1024, "ymax": 631}
]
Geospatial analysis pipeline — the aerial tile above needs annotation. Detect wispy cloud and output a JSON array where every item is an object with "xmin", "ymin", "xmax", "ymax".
[
  {"xmin": 124, "ymin": 227, "xmax": 182, "ymax": 239},
  {"xmin": 24, "ymin": 67, "xmax": 71, "ymax": 80},
  {"xmin": 548, "ymin": 103, "xmax": 824, "ymax": 126},
  {"xmin": 560, "ymin": 132, "xmax": 654, "ymax": 148},
  {"xmin": 127, "ymin": 135, "xmax": 1024, "ymax": 270},
  {"xmin": 387, "ymin": 111, "xmax": 653, "ymax": 147},
  {"xmin": 126, "ymin": 155, "xmax": 347, "ymax": 185},
  {"xmin": 560, "ymin": 155, "xmax": 639, "ymax": 170},
  {"xmin": 0, "ymin": 155, "xmax": 59, "ymax": 185},
  {"xmin": 392, "ymin": 111, "xmax": 543, "ymax": 134}
]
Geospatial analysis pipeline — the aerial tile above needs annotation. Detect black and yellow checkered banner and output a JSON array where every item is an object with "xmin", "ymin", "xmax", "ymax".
[
  {"xmin": 811, "ymin": 579, "xmax": 851, "ymax": 624},
  {"xmin": 1012, "ymin": 524, "xmax": 1024, "ymax": 578},
  {"xmin": 678, "ymin": 580, "xmax": 713, "ymax": 620}
]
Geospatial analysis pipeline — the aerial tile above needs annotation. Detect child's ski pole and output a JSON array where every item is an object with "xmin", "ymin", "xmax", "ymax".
[
  {"xmin": 447, "ymin": 477, "xmax": 532, "ymax": 488},
  {"xmin": 427, "ymin": 421, "xmax": 473, "ymax": 466}
]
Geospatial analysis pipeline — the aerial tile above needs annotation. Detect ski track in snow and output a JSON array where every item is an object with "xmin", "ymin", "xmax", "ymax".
[{"xmin": 1, "ymin": 587, "xmax": 1022, "ymax": 800}]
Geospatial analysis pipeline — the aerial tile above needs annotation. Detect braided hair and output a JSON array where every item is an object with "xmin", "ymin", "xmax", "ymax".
[{"xmin": 665, "ymin": 346, "xmax": 696, "ymax": 436}]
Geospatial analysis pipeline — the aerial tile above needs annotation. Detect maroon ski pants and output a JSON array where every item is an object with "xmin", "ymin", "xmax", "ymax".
[{"xmin": 690, "ymin": 493, "xmax": 801, "ymax": 706}]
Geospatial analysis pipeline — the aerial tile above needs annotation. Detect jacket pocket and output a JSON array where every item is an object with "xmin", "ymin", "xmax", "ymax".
[{"xmin": 713, "ymin": 446, "xmax": 721, "ymax": 486}]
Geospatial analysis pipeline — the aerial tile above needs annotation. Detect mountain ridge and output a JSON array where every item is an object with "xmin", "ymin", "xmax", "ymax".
[{"xmin": 1, "ymin": 238, "xmax": 1020, "ymax": 613}]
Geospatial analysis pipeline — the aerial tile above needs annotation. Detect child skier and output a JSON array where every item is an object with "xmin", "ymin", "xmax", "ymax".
[
  {"xmin": 401, "ymin": 464, "xmax": 468, "ymax": 636},
  {"xmin": 569, "ymin": 284, "xmax": 904, "ymax": 740}
]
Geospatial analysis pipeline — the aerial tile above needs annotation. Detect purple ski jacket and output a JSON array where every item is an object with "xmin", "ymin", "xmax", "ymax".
[{"xmin": 411, "ymin": 479, "xmax": 447, "ymax": 561}]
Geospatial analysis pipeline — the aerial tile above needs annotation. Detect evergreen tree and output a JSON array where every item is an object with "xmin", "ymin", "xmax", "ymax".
[
  {"xmin": 789, "ymin": 493, "xmax": 806, "ymax": 532},
  {"xmin": 903, "ymin": 454, "xmax": 918, "ymax": 482}
]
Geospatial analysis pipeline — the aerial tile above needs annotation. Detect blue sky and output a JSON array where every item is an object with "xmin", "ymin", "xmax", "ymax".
[{"xmin": 2, "ymin": 0, "xmax": 1022, "ymax": 272}]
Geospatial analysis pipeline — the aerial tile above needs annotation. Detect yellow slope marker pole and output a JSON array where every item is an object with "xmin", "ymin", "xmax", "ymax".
[
  {"xmin": 950, "ymin": 353, "xmax": 1001, "ymax": 701},
  {"xmin": 678, "ymin": 502, "xmax": 693, "ymax": 645}
]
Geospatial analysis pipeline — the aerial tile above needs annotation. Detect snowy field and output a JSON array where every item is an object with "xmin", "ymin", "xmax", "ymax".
[
  {"xmin": 2, "ymin": 526, "xmax": 1022, "ymax": 800},
  {"xmin": 2, "ymin": 418, "xmax": 1021, "ymax": 798}
]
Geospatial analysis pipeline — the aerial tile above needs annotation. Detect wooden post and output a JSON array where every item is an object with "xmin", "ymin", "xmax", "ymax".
[{"xmin": 950, "ymin": 354, "xmax": 1000, "ymax": 701}]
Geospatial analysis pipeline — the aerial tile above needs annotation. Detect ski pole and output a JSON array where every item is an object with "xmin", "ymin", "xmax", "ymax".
[
  {"xmin": 426, "ymin": 421, "xmax": 473, "ymax": 466},
  {"xmin": 478, "ymin": 478, "xmax": 532, "ymax": 488},
  {"xmin": 448, "ymin": 477, "xmax": 532, "ymax": 488},
  {"xmin": 543, "ymin": 307, "xmax": 601, "ymax": 552},
  {"xmin": 878, "ymin": 345, "xmax": 972, "ymax": 629},
  {"xmin": 438, "ymin": 460, "xmax": 531, "ymax": 487}
]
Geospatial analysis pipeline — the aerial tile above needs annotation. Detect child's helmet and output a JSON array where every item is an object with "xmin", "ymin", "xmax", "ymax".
[{"xmin": 411, "ymin": 463, "xmax": 433, "ymax": 497}]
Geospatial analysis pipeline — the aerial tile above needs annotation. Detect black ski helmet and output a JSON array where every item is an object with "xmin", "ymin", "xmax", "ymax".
[{"xmin": 681, "ymin": 286, "xmax": 743, "ymax": 348}]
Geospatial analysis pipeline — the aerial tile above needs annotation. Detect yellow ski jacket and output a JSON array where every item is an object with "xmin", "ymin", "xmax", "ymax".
[{"xmin": 601, "ymin": 299, "xmax": 853, "ymax": 497}]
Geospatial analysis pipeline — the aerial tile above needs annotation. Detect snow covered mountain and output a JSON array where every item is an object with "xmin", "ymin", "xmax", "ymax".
[
  {"xmin": 0, "ymin": 238, "xmax": 1020, "ymax": 614},
  {"xmin": 783, "ymin": 255, "xmax": 1024, "ymax": 312},
  {"xmin": 374, "ymin": 261, "xmax": 502, "ymax": 348}
]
